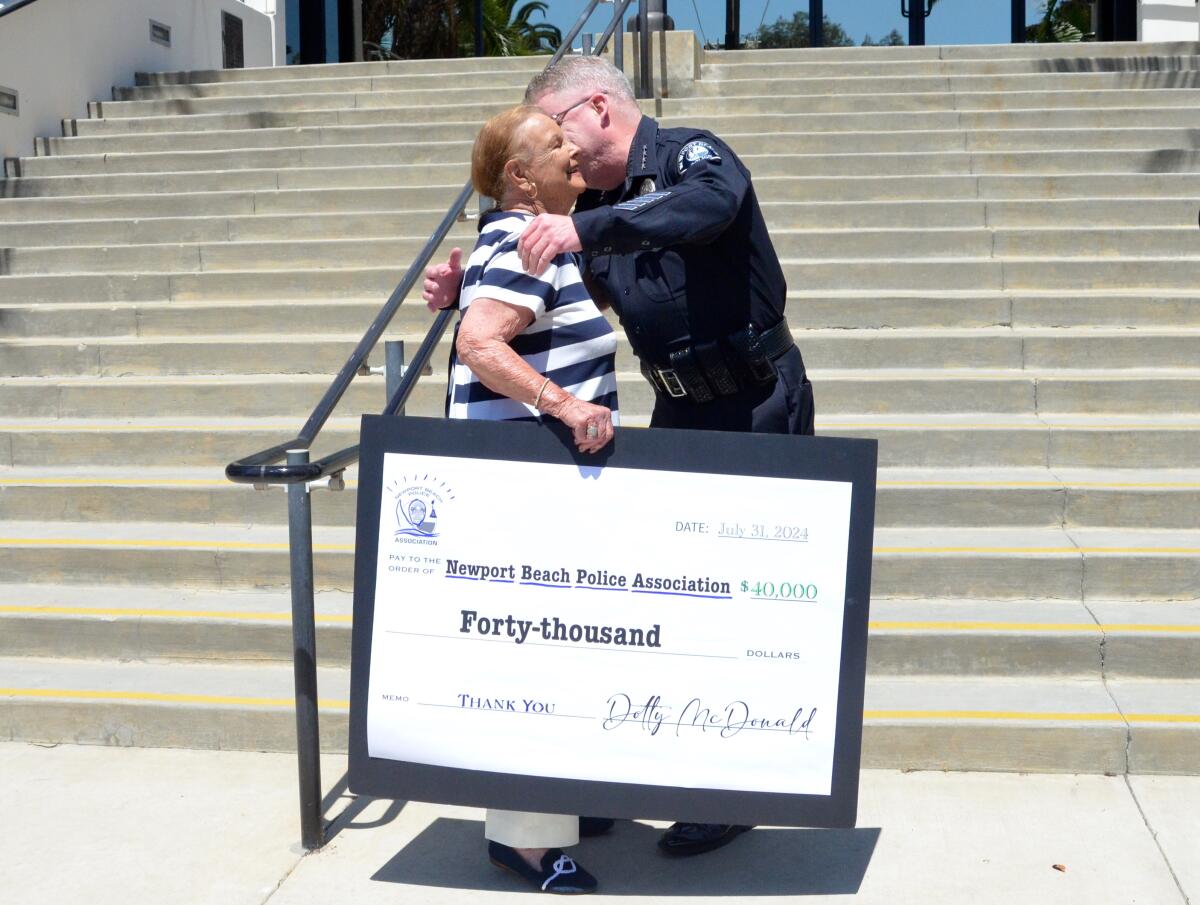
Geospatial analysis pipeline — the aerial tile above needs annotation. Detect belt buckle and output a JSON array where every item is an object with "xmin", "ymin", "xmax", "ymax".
[{"xmin": 656, "ymin": 368, "xmax": 688, "ymax": 398}]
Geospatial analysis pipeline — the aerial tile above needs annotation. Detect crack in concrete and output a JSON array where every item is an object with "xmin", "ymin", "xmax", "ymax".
[
  {"xmin": 1122, "ymin": 774, "xmax": 1193, "ymax": 905},
  {"xmin": 257, "ymin": 848, "xmax": 311, "ymax": 905}
]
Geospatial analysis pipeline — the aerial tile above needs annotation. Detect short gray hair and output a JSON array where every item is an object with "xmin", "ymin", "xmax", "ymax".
[{"xmin": 524, "ymin": 55, "xmax": 636, "ymax": 105}]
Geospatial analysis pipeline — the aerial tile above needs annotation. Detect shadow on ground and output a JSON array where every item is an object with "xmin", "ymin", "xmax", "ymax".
[{"xmin": 371, "ymin": 817, "xmax": 881, "ymax": 896}]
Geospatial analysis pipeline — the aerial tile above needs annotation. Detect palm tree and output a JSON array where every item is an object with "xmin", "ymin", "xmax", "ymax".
[{"xmin": 362, "ymin": 0, "xmax": 561, "ymax": 58}]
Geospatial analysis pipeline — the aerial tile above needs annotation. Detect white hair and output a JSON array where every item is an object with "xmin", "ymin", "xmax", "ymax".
[{"xmin": 524, "ymin": 55, "xmax": 636, "ymax": 105}]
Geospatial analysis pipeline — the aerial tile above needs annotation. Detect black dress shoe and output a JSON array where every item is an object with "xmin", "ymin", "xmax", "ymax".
[
  {"xmin": 488, "ymin": 841, "xmax": 598, "ymax": 894},
  {"xmin": 656, "ymin": 823, "xmax": 753, "ymax": 857},
  {"xmin": 578, "ymin": 816, "xmax": 615, "ymax": 837}
]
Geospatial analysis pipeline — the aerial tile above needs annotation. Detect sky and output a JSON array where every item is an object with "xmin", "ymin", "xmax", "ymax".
[{"xmin": 536, "ymin": 1, "xmax": 1046, "ymax": 49}]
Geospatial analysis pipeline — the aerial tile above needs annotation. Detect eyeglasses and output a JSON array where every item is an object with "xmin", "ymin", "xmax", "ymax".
[{"xmin": 549, "ymin": 91, "xmax": 604, "ymax": 126}]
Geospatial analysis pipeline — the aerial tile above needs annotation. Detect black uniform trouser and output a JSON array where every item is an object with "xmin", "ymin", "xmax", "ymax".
[{"xmin": 647, "ymin": 346, "xmax": 815, "ymax": 435}]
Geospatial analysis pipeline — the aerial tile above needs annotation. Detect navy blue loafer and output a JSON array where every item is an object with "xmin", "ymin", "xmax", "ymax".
[
  {"xmin": 488, "ymin": 841, "xmax": 598, "ymax": 894},
  {"xmin": 578, "ymin": 816, "xmax": 615, "ymax": 837},
  {"xmin": 656, "ymin": 822, "xmax": 753, "ymax": 857}
]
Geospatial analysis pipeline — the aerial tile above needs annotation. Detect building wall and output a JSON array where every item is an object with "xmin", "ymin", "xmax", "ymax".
[
  {"xmin": 0, "ymin": 0, "xmax": 274, "ymax": 160},
  {"xmin": 1140, "ymin": 0, "xmax": 1200, "ymax": 40}
]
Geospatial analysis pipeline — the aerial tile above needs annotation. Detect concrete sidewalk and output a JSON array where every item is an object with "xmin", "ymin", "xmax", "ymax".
[{"xmin": 2, "ymin": 741, "xmax": 1195, "ymax": 905}]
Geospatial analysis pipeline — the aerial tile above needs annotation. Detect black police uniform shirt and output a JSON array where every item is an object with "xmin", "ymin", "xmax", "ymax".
[{"xmin": 571, "ymin": 116, "xmax": 788, "ymax": 368}]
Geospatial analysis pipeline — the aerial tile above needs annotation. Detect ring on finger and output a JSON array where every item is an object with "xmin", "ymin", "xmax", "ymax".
[{"xmin": 586, "ymin": 423, "xmax": 598, "ymax": 440}]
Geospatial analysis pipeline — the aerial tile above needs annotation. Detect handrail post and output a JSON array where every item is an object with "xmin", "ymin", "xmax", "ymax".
[
  {"xmin": 637, "ymin": 0, "xmax": 651, "ymax": 98},
  {"xmin": 286, "ymin": 448, "xmax": 323, "ymax": 851},
  {"xmin": 384, "ymin": 340, "xmax": 406, "ymax": 416},
  {"xmin": 612, "ymin": 1, "xmax": 623, "ymax": 70},
  {"xmin": 1011, "ymin": 0, "xmax": 1025, "ymax": 43}
]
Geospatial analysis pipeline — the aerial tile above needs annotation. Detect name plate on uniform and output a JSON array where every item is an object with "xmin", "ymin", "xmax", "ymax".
[{"xmin": 349, "ymin": 415, "xmax": 876, "ymax": 828}]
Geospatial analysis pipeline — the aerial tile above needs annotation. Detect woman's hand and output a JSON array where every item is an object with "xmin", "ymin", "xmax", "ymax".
[
  {"xmin": 422, "ymin": 247, "xmax": 463, "ymax": 312},
  {"xmin": 550, "ymin": 397, "xmax": 614, "ymax": 454}
]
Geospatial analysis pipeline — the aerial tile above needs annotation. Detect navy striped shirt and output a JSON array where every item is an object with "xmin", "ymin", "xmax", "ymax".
[{"xmin": 448, "ymin": 210, "xmax": 619, "ymax": 423}]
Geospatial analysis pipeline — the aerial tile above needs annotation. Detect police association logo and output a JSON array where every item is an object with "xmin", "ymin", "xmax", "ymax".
[
  {"xmin": 387, "ymin": 474, "xmax": 455, "ymax": 539},
  {"xmin": 677, "ymin": 139, "xmax": 721, "ymax": 174}
]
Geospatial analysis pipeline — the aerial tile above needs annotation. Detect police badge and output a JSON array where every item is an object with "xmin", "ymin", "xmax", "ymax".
[{"xmin": 637, "ymin": 177, "xmax": 657, "ymax": 195}]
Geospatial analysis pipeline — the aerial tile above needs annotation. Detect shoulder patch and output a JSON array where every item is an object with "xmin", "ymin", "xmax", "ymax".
[
  {"xmin": 677, "ymin": 140, "xmax": 722, "ymax": 175},
  {"xmin": 613, "ymin": 190, "xmax": 672, "ymax": 213}
]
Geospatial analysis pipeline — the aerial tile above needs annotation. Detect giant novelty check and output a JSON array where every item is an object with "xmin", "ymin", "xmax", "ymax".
[{"xmin": 349, "ymin": 416, "xmax": 876, "ymax": 828}]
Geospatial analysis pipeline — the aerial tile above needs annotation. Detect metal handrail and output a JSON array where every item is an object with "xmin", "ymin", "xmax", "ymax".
[
  {"xmin": 225, "ymin": 0, "xmax": 638, "ymax": 487},
  {"xmin": 222, "ymin": 0, "xmax": 650, "ymax": 853},
  {"xmin": 0, "ymin": 0, "xmax": 43, "ymax": 19}
]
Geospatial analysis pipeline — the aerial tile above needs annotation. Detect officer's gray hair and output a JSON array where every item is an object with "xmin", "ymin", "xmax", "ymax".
[{"xmin": 524, "ymin": 55, "xmax": 636, "ymax": 106}]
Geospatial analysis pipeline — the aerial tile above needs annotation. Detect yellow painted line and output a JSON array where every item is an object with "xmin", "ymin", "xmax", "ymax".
[
  {"xmin": 0, "ymin": 538, "xmax": 1194, "ymax": 556},
  {"xmin": 0, "ymin": 605, "xmax": 353, "ymax": 623},
  {"xmin": 0, "ymin": 477, "xmax": 1186, "ymax": 490},
  {"xmin": 871, "ymin": 620, "xmax": 1098, "ymax": 632},
  {"xmin": 0, "ymin": 608, "xmax": 1195, "ymax": 635},
  {"xmin": 7, "ymin": 422, "xmax": 1200, "ymax": 433},
  {"xmin": 0, "ymin": 477, "xmax": 359, "ymax": 488},
  {"xmin": 864, "ymin": 710, "xmax": 1200, "ymax": 724},
  {"xmin": 878, "ymin": 481, "xmax": 1200, "ymax": 489},
  {"xmin": 0, "ymin": 688, "xmax": 349, "ymax": 709},
  {"xmin": 876, "ymin": 547, "xmax": 1200, "ymax": 554},
  {"xmin": 833, "ymin": 424, "xmax": 1200, "ymax": 431},
  {"xmin": 0, "ymin": 537, "xmax": 354, "ymax": 552},
  {"xmin": 871, "ymin": 621, "xmax": 1200, "ymax": 634},
  {"xmin": 0, "ymin": 424, "xmax": 313, "ymax": 433},
  {"xmin": 0, "ymin": 478, "xmax": 229, "ymax": 487},
  {"xmin": 2, "ymin": 690, "xmax": 1193, "ymax": 724}
]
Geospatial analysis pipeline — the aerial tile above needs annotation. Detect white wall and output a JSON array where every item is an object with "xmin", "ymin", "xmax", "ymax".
[
  {"xmin": 238, "ymin": 0, "xmax": 285, "ymax": 65},
  {"xmin": 0, "ymin": 0, "xmax": 274, "ymax": 160},
  {"xmin": 1140, "ymin": 0, "xmax": 1200, "ymax": 41}
]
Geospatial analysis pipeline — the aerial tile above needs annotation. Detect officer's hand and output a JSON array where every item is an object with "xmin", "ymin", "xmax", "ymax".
[
  {"xmin": 422, "ymin": 247, "xmax": 463, "ymax": 312},
  {"xmin": 518, "ymin": 214, "xmax": 582, "ymax": 276},
  {"xmin": 553, "ymin": 398, "xmax": 614, "ymax": 454}
]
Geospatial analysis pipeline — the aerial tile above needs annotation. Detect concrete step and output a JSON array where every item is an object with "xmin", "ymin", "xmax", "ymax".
[
  {"xmin": 2, "ymin": 465, "xmax": 1195, "ymax": 530},
  {"xmin": 86, "ymin": 95, "xmax": 519, "ymax": 125},
  {"xmin": 0, "ymin": 226, "xmax": 1188, "ymax": 274},
  {"xmin": 18, "ymin": 141, "xmax": 1200, "ymax": 187},
  {"xmin": 67, "ymin": 103, "xmax": 1200, "ymax": 141},
  {"xmin": 0, "ymin": 654, "xmax": 1194, "ymax": 772},
  {"xmin": 701, "ymin": 54, "xmax": 1200, "ymax": 80},
  {"xmin": 117, "ymin": 69, "xmax": 536, "ymax": 101},
  {"xmin": 94, "ymin": 85, "xmax": 1200, "ymax": 122},
  {"xmin": 1, "ymin": 584, "xmax": 1197, "ymax": 680},
  {"xmin": 5, "ymin": 254, "xmax": 1200, "ymax": 304},
  {"xmin": 705, "ymin": 41, "xmax": 1200, "ymax": 64},
  {"xmin": 8, "ymin": 199, "xmax": 1200, "ymax": 248},
  {"xmin": 8, "ymin": 170, "xmax": 1200, "ymax": 213},
  {"xmin": 0, "ymin": 209, "xmax": 478, "ymax": 247},
  {"xmin": 116, "ymin": 57, "xmax": 1200, "ymax": 106},
  {"xmin": 5, "ymin": 327, "xmax": 1199, "ymax": 377},
  {"xmin": 130, "ymin": 43, "xmax": 1197, "ymax": 86},
  {"xmin": 9, "ymin": 365, "xmax": 1200, "ymax": 418},
  {"xmin": 136, "ymin": 54, "xmax": 547, "ymax": 85},
  {"xmin": 0, "ymin": 519, "xmax": 1195, "ymax": 598},
  {"xmin": 693, "ymin": 69, "xmax": 1200, "ymax": 98},
  {"xmin": 0, "ymin": 232, "xmax": 483, "ymax": 275},
  {"xmin": 3, "ymin": 412, "xmax": 1200, "ymax": 469},
  {"xmin": 820, "ymin": 412, "xmax": 1200, "ymax": 468},
  {"xmin": 665, "ymin": 87, "xmax": 1200, "ymax": 116},
  {"xmin": 6, "ymin": 290, "xmax": 1198, "ymax": 340},
  {"xmin": 11, "ymin": 227, "xmax": 1200, "ymax": 275},
  {"xmin": 37, "ymin": 122, "xmax": 1200, "ymax": 158}
]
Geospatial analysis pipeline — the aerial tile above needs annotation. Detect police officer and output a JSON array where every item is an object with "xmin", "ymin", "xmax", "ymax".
[
  {"xmin": 516, "ymin": 55, "xmax": 814, "ymax": 436},
  {"xmin": 423, "ymin": 55, "xmax": 815, "ymax": 856}
]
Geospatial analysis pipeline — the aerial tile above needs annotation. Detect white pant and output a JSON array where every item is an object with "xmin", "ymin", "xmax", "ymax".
[{"xmin": 485, "ymin": 809, "xmax": 578, "ymax": 848}]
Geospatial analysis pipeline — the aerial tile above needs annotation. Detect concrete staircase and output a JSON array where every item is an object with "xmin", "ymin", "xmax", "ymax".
[{"xmin": 1, "ymin": 41, "xmax": 1197, "ymax": 774}]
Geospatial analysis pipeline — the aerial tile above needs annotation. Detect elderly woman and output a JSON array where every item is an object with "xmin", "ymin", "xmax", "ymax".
[
  {"xmin": 446, "ymin": 105, "xmax": 616, "ymax": 894},
  {"xmin": 448, "ymin": 105, "xmax": 617, "ymax": 454}
]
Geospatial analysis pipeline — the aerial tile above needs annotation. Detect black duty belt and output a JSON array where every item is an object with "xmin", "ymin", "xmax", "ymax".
[{"xmin": 640, "ymin": 319, "xmax": 794, "ymax": 404}]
